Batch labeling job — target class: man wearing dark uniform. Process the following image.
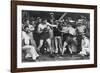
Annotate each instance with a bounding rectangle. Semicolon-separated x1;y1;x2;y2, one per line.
53;20;63;54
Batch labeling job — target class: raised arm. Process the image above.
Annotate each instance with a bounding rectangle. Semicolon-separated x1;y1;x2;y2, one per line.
47;22;57;27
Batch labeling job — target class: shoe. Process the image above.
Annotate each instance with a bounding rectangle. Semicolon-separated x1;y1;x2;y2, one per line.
49;53;55;58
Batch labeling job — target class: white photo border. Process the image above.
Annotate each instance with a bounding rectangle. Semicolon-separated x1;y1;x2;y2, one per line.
17;5;94;68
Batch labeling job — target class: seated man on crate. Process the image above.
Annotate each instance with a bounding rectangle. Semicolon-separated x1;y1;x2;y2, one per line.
78;34;90;57
22;19;39;61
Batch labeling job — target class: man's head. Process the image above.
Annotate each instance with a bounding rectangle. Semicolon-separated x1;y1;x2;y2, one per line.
82;34;87;39
76;19;83;26
50;12;54;15
31;20;36;27
37;17;42;23
24;19;30;25
26;19;30;24
24;25;29;33
50;13;54;17
66;23;71;27
42;18;47;24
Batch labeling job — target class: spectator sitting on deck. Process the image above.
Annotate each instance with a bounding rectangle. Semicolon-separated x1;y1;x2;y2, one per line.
78;34;90;57
22;19;39;61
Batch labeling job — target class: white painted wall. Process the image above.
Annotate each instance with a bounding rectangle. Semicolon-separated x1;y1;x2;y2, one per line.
0;0;99;73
